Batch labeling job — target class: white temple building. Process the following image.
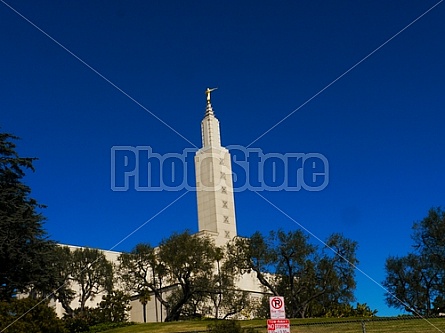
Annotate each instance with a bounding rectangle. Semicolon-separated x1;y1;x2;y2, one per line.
53;89;264;322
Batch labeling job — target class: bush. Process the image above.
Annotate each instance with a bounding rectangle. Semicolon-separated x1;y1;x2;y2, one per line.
62;292;132;333
207;320;260;333
0;298;67;333
63;307;101;333
88;322;135;333
96;290;131;323
208;321;242;333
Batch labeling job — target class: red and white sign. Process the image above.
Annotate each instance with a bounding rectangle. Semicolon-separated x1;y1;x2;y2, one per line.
267;319;290;333
269;296;286;319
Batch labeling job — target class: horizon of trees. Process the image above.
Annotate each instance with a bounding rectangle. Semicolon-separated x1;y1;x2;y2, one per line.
4;130;445;330
117;228;376;321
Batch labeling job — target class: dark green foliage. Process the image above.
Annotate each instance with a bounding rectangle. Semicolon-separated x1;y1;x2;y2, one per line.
383;253;438;315
204;248;250;319
227;230;359;318
70;247;114;312
432;295;445;314
0;133;58;300
49;246;77;316
207;320;260;333
119;231;232;322
63;309;134;333
157;231;219;322
383;207;445;315
63;307;101;333
243;328;260;333
62;291;131;333
87;322;135;333
353;303;378;317
55;246;114;316
207;320;241;333
0;298;67;333
96;290;131;323
322;302;377;317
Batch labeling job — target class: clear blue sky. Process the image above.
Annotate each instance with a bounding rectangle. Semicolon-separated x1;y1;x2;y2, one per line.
1;0;444;317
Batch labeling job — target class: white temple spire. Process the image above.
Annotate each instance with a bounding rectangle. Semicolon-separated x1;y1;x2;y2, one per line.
195;88;237;246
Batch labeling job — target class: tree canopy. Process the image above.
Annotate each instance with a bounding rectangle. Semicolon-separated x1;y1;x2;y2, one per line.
119;231;253;322
226;230;359;318
119;231;229;322
383;207;445;316
0;133;57;300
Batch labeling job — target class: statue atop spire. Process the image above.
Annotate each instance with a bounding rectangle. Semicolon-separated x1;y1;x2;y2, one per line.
205;87;218;104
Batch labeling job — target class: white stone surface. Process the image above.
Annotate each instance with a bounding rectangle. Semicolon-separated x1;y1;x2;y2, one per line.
195;104;237;247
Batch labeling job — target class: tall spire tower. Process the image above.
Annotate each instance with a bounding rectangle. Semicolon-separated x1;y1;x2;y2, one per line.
195;88;237;246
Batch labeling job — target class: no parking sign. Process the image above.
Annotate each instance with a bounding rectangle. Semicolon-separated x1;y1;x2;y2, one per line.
269;296;286;319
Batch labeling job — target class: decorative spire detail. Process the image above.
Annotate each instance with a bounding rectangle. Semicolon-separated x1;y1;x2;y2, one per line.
205;102;214;117
205;87;217;117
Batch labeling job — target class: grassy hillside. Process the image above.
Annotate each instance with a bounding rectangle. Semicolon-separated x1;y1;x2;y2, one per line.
102;317;445;333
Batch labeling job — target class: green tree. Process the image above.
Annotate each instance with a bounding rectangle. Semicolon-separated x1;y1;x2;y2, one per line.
138;288;151;323
383;207;445;316
383;253;439;315
227;230;358;318
412;207;445;296
49;246;77;316
432;295;445;314
323;302;377;318
118;243;163;322
152;231;219;321
70;247;114;313
0;132;58;300
63;307;101;333
96;290;131;323
119;231;220;322
52;246;114;316
273;231;358;318
271;229;317;318
206;248;250;319
354;302;378;317
226;232;279;296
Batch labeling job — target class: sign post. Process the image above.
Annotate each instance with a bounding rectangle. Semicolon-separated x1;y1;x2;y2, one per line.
268;296;290;333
